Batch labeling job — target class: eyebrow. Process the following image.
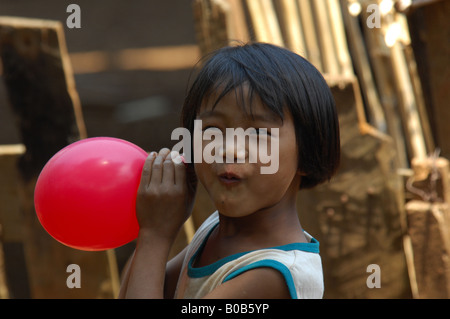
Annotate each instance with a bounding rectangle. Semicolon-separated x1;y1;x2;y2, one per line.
198;109;282;124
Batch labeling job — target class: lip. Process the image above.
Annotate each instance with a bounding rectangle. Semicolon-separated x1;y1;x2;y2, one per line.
218;171;243;185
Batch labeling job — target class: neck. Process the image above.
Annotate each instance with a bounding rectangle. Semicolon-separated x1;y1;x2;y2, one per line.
217;197;305;246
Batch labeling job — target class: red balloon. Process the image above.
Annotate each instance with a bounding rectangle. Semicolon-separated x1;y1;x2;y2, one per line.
34;137;147;251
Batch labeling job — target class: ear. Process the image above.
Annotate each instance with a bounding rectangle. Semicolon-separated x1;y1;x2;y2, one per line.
296;170;307;176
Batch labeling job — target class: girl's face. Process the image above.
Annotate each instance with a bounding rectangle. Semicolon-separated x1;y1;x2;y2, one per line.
194;87;302;218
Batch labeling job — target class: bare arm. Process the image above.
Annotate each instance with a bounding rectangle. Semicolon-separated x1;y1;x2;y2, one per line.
164;246;188;298
118;245;187;299
120;149;194;299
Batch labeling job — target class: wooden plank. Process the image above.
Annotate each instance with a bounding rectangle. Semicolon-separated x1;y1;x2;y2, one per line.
0;225;10;299
0;16;118;298
0;146;26;243
0;147;31;298
406;201;450;298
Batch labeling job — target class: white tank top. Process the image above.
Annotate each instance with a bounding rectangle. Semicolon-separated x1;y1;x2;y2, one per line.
174;211;324;299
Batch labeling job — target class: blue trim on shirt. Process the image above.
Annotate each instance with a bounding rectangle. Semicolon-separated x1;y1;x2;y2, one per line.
222;259;298;299
187;222;320;279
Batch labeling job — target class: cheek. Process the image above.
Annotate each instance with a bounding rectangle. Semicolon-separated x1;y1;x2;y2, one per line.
278;151;299;175
194;162;210;185
277;136;299;174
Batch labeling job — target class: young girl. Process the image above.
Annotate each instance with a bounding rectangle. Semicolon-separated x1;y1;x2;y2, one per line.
119;42;340;299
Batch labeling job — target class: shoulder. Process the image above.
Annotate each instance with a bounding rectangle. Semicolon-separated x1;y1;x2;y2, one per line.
210;247;323;299
204;266;292;299
203;249;322;299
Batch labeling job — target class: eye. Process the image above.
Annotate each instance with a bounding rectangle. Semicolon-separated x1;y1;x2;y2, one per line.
254;128;271;136
202;125;221;132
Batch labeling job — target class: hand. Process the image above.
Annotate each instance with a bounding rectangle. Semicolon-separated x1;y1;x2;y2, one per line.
136;148;196;240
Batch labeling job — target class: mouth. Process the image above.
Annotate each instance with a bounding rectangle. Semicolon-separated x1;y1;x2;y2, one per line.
218;171;242;185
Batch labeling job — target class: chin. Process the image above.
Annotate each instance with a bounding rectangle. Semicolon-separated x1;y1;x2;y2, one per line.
215;202;257;219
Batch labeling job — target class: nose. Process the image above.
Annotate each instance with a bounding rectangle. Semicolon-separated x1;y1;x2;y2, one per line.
218;139;247;163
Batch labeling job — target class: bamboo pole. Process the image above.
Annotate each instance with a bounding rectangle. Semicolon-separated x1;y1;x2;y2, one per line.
278;0;307;55
227;0;250;43
184;217;196;243
260;0;284;46
360;5;409;168
386;13;427;161
327;0;353;77
312;0;340;75
404;44;435;154
339;0;387;132
296;0;323;71
106;249;120;297
245;0;270;43
390;40;427;161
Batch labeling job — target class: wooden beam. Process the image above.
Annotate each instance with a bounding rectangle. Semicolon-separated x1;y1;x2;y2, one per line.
0;147;31;298
389;32;427;161
0;225;10;299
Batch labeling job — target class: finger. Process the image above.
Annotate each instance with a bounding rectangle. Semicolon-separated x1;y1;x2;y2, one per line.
173;153;186;187
150;148;171;184
162;154;175;185
186;165;198;196
138;152;157;191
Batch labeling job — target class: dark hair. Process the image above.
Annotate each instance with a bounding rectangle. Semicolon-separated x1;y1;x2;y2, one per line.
181;42;340;189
